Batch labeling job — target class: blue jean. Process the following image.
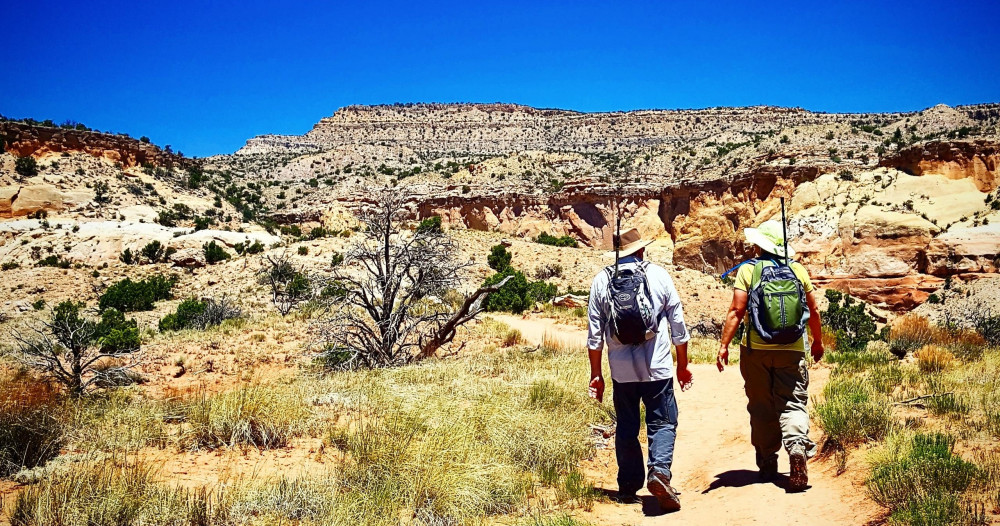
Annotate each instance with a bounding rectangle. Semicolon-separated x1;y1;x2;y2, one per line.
612;378;678;494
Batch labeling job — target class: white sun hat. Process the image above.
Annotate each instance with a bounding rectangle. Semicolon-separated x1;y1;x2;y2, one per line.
744;220;795;257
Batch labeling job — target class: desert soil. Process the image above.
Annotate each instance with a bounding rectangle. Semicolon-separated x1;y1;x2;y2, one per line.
495;314;883;526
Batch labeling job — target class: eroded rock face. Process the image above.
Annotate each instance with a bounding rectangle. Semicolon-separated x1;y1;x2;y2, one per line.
0;122;188;169
883;141;1000;192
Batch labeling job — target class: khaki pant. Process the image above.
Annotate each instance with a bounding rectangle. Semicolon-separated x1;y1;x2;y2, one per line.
739;347;817;470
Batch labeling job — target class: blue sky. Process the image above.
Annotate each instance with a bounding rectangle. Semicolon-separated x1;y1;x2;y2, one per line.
3;0;998;157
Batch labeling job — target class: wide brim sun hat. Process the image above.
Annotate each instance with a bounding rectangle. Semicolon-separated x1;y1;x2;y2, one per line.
744;219;795;257
606;227;654;258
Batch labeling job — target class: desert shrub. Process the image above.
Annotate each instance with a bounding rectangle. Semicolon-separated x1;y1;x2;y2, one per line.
159;298;206;332
416;215;443;235
535;263;564;280
159;297;241;332
10;301;142;396
94;308;140;353
181;385;311;450
260;254;313;316
488;244;512;272
814;376;894;448
2;261;20;271
139;240;165;263
823;289;878;351
526;280;559;304
36;255;71;268
867;433;979;520
535;232;578;248
914;345;955;373
483;269;532;313
297;245;309;256
119;247;135;265
14;156;38;178
330;251;344;267
971;310;1000;347
0;371;64;477
889;315;937;357
98;275;175;312
203;240;231;264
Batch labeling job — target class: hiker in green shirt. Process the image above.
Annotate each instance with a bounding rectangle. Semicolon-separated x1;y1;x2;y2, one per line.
716;220;825;492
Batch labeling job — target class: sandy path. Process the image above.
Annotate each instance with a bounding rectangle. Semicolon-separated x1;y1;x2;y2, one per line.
493;314;882;526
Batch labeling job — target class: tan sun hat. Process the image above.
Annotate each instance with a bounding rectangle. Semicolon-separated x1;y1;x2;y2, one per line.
606;228;654;258
744;220;795;257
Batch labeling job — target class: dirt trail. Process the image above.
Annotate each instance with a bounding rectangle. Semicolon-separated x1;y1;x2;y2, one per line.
494;314;882;526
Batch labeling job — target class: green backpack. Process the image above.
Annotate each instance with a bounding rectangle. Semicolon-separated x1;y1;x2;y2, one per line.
746;259;810;346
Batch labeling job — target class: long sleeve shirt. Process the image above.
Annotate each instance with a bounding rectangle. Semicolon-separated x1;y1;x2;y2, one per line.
586;256;690;383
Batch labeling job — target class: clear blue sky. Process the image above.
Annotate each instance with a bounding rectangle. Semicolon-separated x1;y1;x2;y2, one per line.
3;0;998;157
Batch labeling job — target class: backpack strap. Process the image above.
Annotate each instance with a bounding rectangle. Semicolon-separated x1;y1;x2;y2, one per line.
750;260;773;290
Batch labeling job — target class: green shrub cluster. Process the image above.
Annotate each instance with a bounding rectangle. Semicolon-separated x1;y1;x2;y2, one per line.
160;297;242;332
822;289;878;351
416;215;443;235
15;156;38;178
95;307;141;353
488;244;512;272
98;275;175;312
867;433;982;525
483;268;558;314
202;241;231;264
36;255;71;268
234;239;264;255
534;232;578;248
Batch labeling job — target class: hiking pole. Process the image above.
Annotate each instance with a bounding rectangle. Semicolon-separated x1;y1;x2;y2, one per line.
613;195;621;277
780;197;789;267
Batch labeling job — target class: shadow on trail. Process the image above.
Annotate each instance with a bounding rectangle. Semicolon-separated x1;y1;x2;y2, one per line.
596;488;677;517
701;469;789;493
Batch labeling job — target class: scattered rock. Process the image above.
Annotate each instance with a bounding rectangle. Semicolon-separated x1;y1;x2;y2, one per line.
169;248;206;268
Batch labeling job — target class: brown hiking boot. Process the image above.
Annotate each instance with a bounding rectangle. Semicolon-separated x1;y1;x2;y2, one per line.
646;471;681;511
788;444;808;492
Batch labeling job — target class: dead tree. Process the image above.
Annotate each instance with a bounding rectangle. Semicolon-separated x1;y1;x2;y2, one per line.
9;301;141;397
315;187;510;368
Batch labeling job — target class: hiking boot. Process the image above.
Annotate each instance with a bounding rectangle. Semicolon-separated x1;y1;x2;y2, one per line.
646;471;681;511
612;492;641;505
788;444;808;492
759;456;778;482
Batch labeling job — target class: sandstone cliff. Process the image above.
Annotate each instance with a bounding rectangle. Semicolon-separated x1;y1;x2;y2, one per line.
1;121;187;169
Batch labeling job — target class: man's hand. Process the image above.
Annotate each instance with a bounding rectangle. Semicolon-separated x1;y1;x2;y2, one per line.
676;366;694;391
811;340;825;363
589;375;605;403
717;345;729;372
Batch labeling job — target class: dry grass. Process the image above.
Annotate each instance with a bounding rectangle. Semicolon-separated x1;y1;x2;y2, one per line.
3;317;607;525
914;345;956;373
0;370;64;477
179;383;314;451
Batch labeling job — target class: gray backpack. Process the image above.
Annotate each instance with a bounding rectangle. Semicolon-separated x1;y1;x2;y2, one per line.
605;262;659;345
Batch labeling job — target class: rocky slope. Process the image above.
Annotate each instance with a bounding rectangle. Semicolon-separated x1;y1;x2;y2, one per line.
214;102;1000;311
